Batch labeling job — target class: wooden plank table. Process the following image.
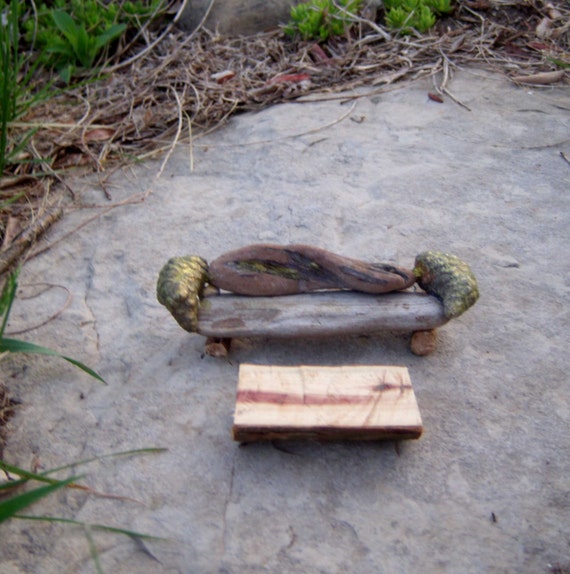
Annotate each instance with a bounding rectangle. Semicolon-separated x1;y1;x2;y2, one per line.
233;364;423;442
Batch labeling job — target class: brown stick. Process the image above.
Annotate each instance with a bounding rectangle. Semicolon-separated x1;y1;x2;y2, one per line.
0;200;64;275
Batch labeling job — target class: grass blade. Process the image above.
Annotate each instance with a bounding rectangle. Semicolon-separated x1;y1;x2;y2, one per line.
41;447;168;476
0;459;62;486
0;269;19;338
83;524;104;574
0;189;26;209
0;337;106;383
94;24;127;51
0;0;19;173
0;476;79;523
14;515;166;540
0;448;167;488
0;477;28;491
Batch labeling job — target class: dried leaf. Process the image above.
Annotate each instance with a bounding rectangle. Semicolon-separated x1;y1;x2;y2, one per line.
84;128;115;142
211;70;236;84
536;17;553;39
267;73;311;85
511;70;565;85
308;43;332;64
545;3;563;19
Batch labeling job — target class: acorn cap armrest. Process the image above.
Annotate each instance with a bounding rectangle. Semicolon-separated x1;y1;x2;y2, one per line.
413;251;479;319
156;255;208;332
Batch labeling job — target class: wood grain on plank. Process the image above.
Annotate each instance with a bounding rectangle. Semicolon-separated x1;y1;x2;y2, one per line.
233;364;423;441
198;291;448;338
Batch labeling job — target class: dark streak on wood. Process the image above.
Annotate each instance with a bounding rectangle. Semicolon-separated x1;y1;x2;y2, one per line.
236;388;411;406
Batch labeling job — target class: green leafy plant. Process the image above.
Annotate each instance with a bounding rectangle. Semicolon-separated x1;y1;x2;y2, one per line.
546;57;570;69
22;0;165;82
48;10;126;73
0;449;167;568
1;0;166;176
30;4;126;82
0;268;105;383
424;0;453;13
384;0;453;34
284;0;363;42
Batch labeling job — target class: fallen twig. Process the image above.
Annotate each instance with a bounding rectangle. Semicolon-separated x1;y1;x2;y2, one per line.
0;196;64;275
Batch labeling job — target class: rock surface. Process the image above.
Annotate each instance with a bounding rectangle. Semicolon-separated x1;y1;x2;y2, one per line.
0;69;569;573
177;0;382;36
177;0;299;35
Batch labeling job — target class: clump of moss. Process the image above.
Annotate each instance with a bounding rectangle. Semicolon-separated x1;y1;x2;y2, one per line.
157;255;209;333
414;251;479;319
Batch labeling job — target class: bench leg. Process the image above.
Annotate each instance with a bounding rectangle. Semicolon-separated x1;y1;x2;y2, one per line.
203;337;232;358
410;329;437;356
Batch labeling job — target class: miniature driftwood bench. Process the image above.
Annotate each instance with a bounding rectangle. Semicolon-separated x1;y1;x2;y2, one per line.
156;245;479;356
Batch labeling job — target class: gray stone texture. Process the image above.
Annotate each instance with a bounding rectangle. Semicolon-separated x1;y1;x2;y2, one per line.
178;0;300;35
0;69;569;573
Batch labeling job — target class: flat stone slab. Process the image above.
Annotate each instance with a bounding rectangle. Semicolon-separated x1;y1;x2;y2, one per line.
0;69;569;573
